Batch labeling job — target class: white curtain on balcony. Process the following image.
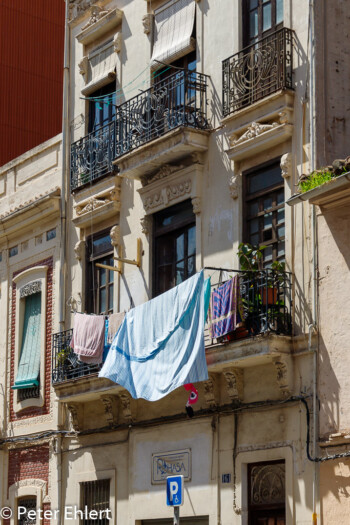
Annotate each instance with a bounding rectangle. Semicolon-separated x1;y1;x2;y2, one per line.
82;40;116;95
151;0;196;70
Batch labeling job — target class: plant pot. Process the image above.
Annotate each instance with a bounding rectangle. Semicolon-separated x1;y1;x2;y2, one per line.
261;286;278;306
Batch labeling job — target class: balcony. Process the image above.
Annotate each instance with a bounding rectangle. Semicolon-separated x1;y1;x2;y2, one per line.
222;28;294;118
52;268;292;391
70;70;210;191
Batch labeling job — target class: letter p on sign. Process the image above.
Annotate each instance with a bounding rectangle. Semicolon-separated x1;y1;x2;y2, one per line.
166;475;184;506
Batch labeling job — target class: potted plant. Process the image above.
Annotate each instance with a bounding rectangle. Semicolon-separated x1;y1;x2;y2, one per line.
237;242;266;273
260;260;286;306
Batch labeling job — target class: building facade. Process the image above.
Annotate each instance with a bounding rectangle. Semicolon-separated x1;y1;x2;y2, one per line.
1;0;350;524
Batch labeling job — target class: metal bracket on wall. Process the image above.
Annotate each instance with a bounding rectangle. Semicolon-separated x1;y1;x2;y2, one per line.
95;238;142;274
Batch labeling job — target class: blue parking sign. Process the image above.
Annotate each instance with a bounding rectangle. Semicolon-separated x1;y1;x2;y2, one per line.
166;475;184;506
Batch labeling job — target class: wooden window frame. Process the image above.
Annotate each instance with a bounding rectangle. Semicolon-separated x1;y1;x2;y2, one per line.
243;160;285;266
243;0;284;47
86;230;114;315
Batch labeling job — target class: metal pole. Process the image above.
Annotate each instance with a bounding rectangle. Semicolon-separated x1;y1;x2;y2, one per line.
173;506;180;525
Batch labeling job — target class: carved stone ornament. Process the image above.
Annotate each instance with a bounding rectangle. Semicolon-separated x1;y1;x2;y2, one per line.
144;180;191;211
142;164;184;187
140;216;152;235
142;13;153;34
229;174;239;199
114;32;122;53
273;356;291;397
230;121;279;147
74;240;85;261
9;479;49;502
119;393;132;421
110;225;120;247
280;152;292;179
101;395;117;426
20;280;42;298
223;369;243;402
75;191;120;216
67;403;80;431
81;4;110;30
203;375;217;408
69;0;94;21
78;56;89;81
191;197;201;214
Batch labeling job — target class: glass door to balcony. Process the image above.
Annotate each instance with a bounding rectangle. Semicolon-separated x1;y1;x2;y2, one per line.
244;0;284;47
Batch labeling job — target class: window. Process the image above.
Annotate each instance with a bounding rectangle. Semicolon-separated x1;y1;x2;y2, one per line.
243;0;284;46
17;496;37;525
244;162;285;266
153;200;196;297
12;288;42;398
88;82;116;133
248;461;285;524
86;231;114;314
81;479;110;525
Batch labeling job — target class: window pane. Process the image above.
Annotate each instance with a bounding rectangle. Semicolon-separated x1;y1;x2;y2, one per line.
263;3;272;31
250;9;258;38
100;267;106;286
176;260;185;285
264;212;273;228
250;233;259;245
188;226;196;257
249;218;259;234
264;246;273;262
277;190;284;204
92;234;112;256
157;237;173;264
263;229;273;242
263;197;273;210
187;255;195;277
248;164;282;194
277;208;284;224
100;287;106;313
250;0;258;8
276;0;284;24
108;284;114;311
249;201;259;216
158;265;173;294
278;225;285;238
278;241;285;258
176;233;185;262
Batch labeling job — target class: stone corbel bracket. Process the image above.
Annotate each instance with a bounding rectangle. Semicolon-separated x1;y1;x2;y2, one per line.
203;374;218;408
273;355;293;398
223;368;244;403
100;395;118;427
119;392;133;422
142;13;153;34
67;403;82;432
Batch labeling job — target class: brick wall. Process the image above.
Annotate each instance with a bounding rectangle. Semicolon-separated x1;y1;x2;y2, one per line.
10;257;53;421
7;445;50;525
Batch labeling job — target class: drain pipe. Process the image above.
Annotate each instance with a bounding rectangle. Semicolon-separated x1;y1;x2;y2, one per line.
309;1;318;524
59;0;70;333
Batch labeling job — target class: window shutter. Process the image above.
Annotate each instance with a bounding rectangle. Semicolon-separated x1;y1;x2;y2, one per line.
151;0;196;69
82;40;116;96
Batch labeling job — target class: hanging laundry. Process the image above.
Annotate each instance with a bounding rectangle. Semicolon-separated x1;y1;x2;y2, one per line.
107;311;125;344
209;275;243;339
99;271;209;401
70;313;105;364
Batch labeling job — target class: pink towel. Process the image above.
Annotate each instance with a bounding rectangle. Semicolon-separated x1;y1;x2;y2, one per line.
71;313;105;364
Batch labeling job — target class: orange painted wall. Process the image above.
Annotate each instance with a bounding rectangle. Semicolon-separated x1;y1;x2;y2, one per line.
0;0;64;167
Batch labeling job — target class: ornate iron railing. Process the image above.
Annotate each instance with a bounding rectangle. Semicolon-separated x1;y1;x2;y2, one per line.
70;120;116;191
204;267;292;346
52;328;102;385
70;70;210;191
222;28;294;117
114;69;209;158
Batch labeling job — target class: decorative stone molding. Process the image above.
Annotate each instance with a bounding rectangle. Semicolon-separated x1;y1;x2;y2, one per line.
144;180;191;211
273;356;292;397
67;403;81;431
74;240;85;261
191;152;204;164
110;225;120;247
191;197;201;214
114;32;122;53
230;121;279;147
141;164;184;187
78;56;89;82
229;174;239;200
119;393;132;421
140;216;152;235
10;478;49;501
101;395;117;427
223;369;243;402
19;280;41;298
203;375;217;408
69;0;94;21
142;13;153;34
76;194;119;216
81;4;110;31
280;152;292;179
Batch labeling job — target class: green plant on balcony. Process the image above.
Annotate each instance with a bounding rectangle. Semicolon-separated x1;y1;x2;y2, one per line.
237;242;266;272
298;157;350;194
57;346;72;366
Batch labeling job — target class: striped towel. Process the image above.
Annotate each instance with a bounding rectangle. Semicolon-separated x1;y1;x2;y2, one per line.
99;271;208;401
107;312;125;344
71;313;105;364
209;276;243;338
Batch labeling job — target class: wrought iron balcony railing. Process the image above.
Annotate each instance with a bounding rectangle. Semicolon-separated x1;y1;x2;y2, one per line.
52;328;102;385
222;28;294;118
204;267;292;346
70;70;210;191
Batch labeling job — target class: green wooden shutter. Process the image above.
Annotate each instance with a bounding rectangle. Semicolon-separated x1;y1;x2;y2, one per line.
12;292;42;389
